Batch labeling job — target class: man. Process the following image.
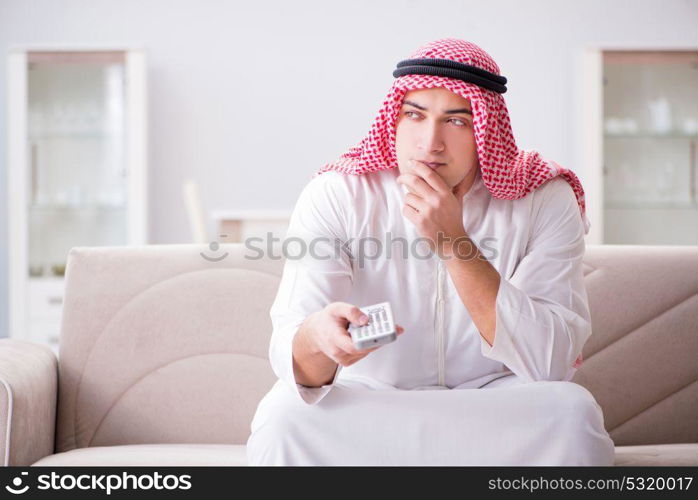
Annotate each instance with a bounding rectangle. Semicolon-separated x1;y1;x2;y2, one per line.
246;39;615;466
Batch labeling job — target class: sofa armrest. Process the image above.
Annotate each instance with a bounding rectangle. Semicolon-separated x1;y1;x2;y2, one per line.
0;339;58;466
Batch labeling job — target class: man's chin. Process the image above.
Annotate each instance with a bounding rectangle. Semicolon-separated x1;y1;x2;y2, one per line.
400;164;454;186
433;169;454;187
415;166;449;180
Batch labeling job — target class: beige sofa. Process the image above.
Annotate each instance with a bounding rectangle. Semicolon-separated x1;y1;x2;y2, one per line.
1;243;696;466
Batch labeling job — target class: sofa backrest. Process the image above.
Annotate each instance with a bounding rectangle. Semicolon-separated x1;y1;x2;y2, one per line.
55;244;284;453
55;243;698;453
575;244;698;446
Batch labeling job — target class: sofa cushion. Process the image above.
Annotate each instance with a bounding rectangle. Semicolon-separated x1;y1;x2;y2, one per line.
614;443;698;466
31;444;247;466
575;245;698;446
56;245;283;453
31;443;698;466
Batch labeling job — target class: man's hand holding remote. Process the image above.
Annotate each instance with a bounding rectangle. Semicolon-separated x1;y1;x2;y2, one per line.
292;302;405;387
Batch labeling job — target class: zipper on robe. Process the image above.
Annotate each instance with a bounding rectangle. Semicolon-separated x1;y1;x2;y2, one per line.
436;259;445;386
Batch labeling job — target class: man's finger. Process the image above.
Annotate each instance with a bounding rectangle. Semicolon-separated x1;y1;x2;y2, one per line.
327;302;369;326
334;331;363;356
409;160;450;193
404;192;427;214
398;171;434;200
339;325;405;364
349;325;405;353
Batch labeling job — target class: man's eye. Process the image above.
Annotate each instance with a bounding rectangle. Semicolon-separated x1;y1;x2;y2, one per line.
404;111;468;127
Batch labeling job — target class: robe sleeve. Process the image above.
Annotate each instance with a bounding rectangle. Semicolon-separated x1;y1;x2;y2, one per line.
268;174;353;405
479;177;591;382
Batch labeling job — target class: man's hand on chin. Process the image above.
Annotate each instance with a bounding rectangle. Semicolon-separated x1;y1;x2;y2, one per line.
396;160;471;254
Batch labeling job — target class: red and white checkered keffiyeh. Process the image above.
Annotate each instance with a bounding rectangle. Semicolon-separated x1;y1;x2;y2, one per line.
315;38;586;370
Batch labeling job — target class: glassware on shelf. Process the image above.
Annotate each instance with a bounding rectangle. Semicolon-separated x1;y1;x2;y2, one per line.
682;117;698;135
647;96;673;135
50;263;66;277
28;264;44;277
96;190;126;208
65;185;86;206
604;117;624;135
604;117;639;135
622;118;639;134
655;161;676;202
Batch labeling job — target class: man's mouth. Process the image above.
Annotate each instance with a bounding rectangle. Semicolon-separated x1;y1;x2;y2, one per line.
418;160;446;170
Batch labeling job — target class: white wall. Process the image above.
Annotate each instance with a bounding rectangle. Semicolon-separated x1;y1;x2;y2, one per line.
2;0;698;337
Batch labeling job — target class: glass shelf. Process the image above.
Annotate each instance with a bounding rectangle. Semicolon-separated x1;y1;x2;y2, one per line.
26;275;65;283
604;133;698;139
28;203;126;211
30;132;115;140
605;202;697;210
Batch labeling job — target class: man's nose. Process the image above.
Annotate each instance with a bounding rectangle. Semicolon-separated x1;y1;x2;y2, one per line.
417;121;445;153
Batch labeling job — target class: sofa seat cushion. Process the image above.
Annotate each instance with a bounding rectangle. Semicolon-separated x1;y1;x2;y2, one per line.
614;444;698;466
31;443;698;466
31;444;247;466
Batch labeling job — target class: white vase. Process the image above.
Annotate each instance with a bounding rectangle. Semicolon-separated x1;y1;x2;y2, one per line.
647;97;672;134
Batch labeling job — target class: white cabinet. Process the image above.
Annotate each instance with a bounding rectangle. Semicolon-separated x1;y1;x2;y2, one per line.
582;47;698;245
7;49;148;356
602;50;698;245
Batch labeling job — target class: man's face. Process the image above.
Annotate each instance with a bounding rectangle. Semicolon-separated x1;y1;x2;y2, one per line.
395;87;479;190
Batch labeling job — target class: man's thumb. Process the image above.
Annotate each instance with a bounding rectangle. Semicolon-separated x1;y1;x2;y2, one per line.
350;307;370;326
327;302;369;326
335;303;368;326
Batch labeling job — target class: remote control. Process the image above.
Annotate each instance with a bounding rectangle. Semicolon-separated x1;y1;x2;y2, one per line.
348;302;397;350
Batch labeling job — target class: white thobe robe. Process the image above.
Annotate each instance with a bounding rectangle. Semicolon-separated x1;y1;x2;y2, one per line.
246;167;615;465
